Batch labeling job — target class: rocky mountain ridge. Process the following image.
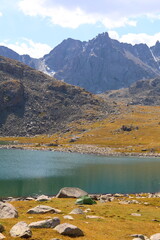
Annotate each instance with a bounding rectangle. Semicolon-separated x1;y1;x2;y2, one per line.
1;33;160;93
103;77;160;106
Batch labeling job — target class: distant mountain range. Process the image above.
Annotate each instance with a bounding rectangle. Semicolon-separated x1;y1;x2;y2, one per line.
1;32;160;93
103;77;160;106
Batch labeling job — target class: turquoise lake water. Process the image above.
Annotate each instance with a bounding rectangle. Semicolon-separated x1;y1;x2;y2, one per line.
0;149;160;197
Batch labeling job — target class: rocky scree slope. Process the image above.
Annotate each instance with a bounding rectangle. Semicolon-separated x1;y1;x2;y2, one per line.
1;33;160;93
103;77;160;106
0;56;109;136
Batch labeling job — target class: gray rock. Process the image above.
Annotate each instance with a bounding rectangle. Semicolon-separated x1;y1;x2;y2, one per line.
119;200;139;205
155;192;160;197
152;219;160;222
0;224;4;233
36;195;51;202
131;213;142;217
86;215;104;219
29;217;60;228
0;202;18;219
69;208;84;215
119;201;129;205
150;233;160;240
114;193;124;197
10;221;32;238
131;234;149;240
27;205;61;214
54;223;84;236
0;233;5;239
56;187;88;198
50;239;62;240
25;197;35;201
84;208;91;213
132;238;143;240
63;215;74;220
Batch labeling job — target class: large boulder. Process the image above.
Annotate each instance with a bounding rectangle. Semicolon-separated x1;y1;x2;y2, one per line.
131;234;149;240
0;202;18;219
150;233;160;240
29;218;60;228
10;221;32;238
27;205;61;214
56;187;88;198
54;223;84;236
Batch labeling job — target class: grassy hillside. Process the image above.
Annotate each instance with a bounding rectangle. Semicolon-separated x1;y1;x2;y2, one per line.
1;195;160;240
0;56;159;154
0;56;109;136
0;103;160;155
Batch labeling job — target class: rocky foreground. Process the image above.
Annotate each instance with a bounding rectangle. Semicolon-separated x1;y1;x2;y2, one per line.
0;187;160;240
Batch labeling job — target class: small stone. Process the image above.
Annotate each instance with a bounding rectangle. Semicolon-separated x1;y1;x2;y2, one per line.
114;193;124;197
54;223;84;236
131;213;142;217
10;221;32;238
36;195;51;202
50;239;62;240
25;197;35;201
69;208;84;214
84;208;91;213
119;201;129;205
152;219;160;222
0;233;5;239
132;238;143;240
86;215;104;219
63;215;74;220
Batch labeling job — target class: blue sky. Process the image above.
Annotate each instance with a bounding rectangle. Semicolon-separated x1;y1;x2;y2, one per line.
0;0;160;58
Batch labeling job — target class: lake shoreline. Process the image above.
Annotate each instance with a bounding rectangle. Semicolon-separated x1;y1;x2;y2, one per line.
1;191;160;203
0;143;160;158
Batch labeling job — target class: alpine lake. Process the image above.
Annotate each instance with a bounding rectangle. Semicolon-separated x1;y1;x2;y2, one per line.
0;149;160;197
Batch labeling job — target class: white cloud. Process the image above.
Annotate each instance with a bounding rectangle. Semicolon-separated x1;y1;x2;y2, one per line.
108;31;160;46
18;0;160;29
0;38;52;58
0;12;2;17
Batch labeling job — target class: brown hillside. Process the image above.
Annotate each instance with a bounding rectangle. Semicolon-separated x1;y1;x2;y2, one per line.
0;56;110;136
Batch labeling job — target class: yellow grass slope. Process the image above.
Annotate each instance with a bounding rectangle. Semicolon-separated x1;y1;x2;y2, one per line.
0;196;160;240
0;104;160;155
